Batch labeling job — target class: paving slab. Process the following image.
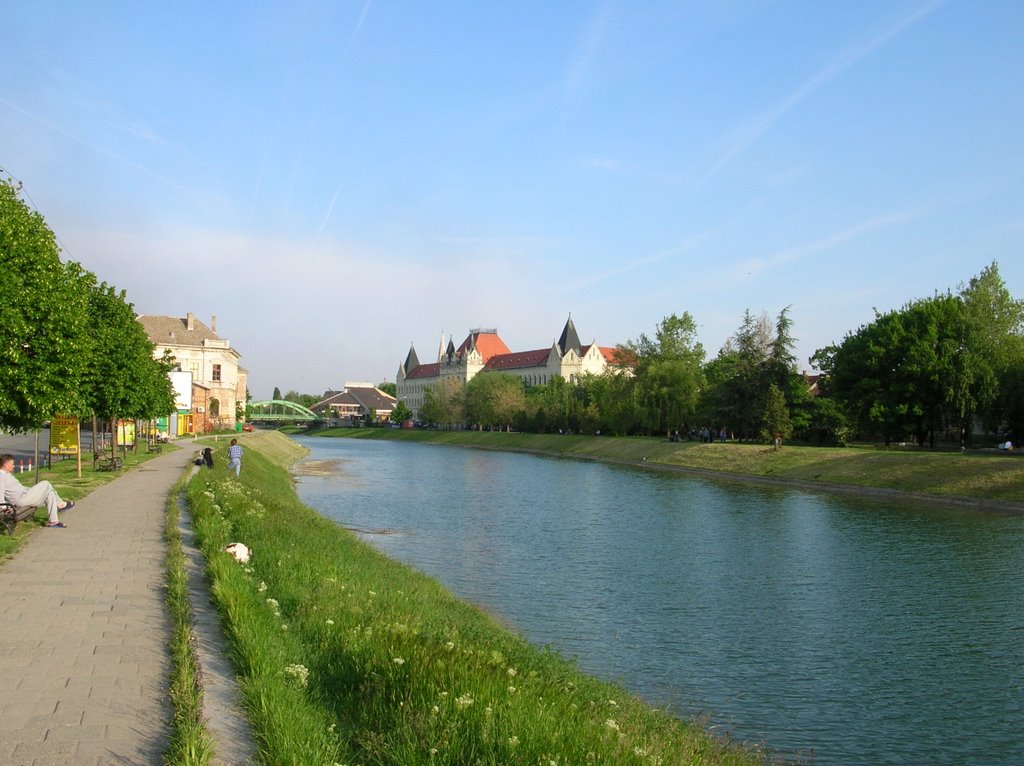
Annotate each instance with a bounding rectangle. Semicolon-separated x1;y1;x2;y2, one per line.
0;447;192;765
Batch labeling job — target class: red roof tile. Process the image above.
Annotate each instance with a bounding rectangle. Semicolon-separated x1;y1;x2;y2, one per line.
455;331;511;362
484;349;550;371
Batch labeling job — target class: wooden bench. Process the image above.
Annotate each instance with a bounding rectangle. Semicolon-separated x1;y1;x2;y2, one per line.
0;502;37;534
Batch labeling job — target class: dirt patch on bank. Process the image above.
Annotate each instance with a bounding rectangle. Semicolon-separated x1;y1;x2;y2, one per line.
293;459;344;477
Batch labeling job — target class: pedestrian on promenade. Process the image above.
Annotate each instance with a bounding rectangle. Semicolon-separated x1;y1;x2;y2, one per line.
227;438;243;476
0;452;75;527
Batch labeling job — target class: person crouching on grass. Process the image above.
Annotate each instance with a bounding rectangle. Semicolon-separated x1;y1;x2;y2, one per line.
0;453;75;528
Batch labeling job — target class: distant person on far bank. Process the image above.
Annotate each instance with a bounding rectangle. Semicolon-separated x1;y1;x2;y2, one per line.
227;439;243;476
0;453;75;528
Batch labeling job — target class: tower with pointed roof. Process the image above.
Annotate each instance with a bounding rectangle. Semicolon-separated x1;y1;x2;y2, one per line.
396;315;619;421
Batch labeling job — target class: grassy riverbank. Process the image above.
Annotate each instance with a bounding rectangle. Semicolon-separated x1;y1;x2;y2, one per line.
185;431;765;765
308;428;1024;507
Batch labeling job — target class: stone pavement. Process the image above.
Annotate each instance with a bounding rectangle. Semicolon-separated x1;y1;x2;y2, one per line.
0;447;193;766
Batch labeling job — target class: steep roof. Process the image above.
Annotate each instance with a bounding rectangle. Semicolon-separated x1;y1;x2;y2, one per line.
407;362;441;379
484;348;551;371
582;344;619;363
403;344;420;372
455;330;511;361
558;315;582;355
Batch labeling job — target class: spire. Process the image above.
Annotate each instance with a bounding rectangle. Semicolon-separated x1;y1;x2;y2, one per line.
558;314;581;355
437;331;446;363
404;343;420;373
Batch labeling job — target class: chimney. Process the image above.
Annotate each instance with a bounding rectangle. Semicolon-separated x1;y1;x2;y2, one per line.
211;315;217;333
186;312;195;331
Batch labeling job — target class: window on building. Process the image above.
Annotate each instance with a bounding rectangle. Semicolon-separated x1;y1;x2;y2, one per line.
212;364;222;382
209;398;220;417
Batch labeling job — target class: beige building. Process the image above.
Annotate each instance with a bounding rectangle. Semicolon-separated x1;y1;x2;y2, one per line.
311;383;398;424
138;312;247;432
397;315;617;419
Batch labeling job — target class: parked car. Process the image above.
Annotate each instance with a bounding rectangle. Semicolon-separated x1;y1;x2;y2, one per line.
242;423;255;432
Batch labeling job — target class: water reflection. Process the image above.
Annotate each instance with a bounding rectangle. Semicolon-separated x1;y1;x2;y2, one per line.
294;437;1024;765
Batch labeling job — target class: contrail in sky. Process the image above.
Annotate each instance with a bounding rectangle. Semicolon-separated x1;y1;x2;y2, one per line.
694;0;946;191
315;182;345;239
347;0;373;53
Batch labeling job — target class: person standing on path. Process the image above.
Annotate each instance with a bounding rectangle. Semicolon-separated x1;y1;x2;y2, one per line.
227;438;243;476
0;452;75;527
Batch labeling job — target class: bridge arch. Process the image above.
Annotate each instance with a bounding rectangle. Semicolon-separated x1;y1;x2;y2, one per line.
247;400;320;422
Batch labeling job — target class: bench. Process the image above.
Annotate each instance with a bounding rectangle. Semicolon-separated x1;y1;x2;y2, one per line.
95;455;123;472
1;502;37;534
147;442;163;453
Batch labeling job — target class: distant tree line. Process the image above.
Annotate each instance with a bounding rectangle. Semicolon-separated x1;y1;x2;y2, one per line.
0;179;176;433
418;262;1023;447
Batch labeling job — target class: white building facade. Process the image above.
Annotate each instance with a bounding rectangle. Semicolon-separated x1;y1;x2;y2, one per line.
397;316;616;420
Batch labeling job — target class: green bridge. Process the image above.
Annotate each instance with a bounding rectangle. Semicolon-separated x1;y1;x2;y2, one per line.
247;400;323;423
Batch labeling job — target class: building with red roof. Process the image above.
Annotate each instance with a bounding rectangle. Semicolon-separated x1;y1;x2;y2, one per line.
396;315;619;419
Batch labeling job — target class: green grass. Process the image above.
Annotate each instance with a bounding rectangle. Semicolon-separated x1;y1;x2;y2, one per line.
164;470;216;765
309;428;1024;505
185;431;765;765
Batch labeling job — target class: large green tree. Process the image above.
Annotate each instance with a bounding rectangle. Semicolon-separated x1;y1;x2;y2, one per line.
957;262;1024;438
419;377;464;429
819;294;965;446
0;180;92;431
620;312;705;436
462;372;525;430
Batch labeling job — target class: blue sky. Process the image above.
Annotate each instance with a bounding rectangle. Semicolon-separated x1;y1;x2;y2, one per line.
3;1;1021;400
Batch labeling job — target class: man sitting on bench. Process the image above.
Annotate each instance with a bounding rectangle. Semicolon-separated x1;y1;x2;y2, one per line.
0;453;75;528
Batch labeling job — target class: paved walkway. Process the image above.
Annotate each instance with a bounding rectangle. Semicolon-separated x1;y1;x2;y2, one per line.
0;447;193;766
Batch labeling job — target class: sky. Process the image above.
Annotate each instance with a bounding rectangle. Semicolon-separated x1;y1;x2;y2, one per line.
2;1;1022;400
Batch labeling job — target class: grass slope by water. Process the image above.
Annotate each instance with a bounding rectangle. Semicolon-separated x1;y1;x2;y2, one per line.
185;431;765;765
310;428;1024;508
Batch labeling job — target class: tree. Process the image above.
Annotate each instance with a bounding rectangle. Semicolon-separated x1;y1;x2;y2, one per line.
272;387;282;400
821;294;965;446
957;261;1024;438
621;312;705;436
283;391;319;409
419;377;464;429
0;180;92;431
377;381;397;397
390;401;413;424
761;383;793;448
462;372;525;430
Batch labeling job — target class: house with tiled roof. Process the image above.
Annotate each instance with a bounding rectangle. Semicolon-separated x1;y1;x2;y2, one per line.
396;316;618;419
138;312;247;433
311;383;397;423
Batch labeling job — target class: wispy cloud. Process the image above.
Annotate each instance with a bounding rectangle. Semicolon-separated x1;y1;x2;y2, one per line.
694;0;945;190
566;229;717;291
563;1;614;105
730;209;918;280
315;182;345;239
346;0;373;54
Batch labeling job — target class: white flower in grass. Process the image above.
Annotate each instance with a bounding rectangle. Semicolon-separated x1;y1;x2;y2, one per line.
455;693;473;708
326;618;334;625
508;686;517;694
432;705;440;714
607;699;618;707
604;719;620;732
282;623;289;630
507;667;517;677
283;663;309;687
430;748;438;755
507;736;519;747
257;581;267;593
392;657;405;665
445;641;455;651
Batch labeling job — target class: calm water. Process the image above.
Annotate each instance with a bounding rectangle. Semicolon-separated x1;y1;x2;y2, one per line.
293;437;1024;765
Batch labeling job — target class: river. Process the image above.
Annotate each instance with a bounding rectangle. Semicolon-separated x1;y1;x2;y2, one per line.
292;436;1024;765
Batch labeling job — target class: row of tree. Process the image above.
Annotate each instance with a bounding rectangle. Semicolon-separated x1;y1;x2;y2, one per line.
415;263;1023;447
0;180;175;434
